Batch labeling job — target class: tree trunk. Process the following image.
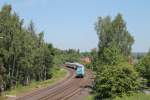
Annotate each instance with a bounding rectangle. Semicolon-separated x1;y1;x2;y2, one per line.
44;67;46;80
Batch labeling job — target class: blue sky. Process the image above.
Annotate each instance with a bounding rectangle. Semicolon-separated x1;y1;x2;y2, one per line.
0;0;150;52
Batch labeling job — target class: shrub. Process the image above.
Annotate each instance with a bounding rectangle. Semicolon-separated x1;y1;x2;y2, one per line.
93;63;143;99
136;53;150;86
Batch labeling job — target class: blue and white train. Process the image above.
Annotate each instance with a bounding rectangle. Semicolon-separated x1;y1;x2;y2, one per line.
65;62;85;78
75;63;85;78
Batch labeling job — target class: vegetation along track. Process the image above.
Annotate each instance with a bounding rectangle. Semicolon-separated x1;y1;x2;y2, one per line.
14;67;93;100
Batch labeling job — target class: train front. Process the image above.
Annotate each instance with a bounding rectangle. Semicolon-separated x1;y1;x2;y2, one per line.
76;64;85;78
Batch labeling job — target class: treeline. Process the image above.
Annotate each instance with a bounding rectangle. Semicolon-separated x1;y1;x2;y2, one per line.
0;5;54;93
91;14;147;99
53;48;81;66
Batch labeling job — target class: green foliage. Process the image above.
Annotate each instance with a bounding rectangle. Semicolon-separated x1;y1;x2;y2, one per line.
53;48;81;66
92;13;142;99
0;4;54;92
4;67;67;96
93;63;143;99
95;14;134;57
0;57;5;95
136;51;150;86
98;41;125;66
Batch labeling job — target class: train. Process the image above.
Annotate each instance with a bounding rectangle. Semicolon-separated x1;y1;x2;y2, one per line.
65;62;77;69
65;62;85;78
75;63;85;78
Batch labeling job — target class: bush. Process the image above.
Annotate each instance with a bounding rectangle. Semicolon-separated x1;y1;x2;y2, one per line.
93;63;143;99
136;53;150;86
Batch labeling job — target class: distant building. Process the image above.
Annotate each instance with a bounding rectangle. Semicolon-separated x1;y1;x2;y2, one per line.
81;57;91;64
91;48;97;52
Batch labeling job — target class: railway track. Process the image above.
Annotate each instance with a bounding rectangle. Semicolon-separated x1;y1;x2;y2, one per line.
14;67;93;100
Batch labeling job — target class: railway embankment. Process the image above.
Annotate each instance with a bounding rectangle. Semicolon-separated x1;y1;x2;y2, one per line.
5;67;68;100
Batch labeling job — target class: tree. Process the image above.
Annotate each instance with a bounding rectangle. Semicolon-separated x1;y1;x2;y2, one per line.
137;50;150;86
93;14;141;99
98;41;125;66
112;14;134;56
0;58;5;95
28;20;36;36
0;4;54;91
95;14;134;58
93;63;142;99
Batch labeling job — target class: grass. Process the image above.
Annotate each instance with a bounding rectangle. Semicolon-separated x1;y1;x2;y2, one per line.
86;92;150;100
3;67;67;98
114;92;150;100
86;94;95;100
0;94;5;100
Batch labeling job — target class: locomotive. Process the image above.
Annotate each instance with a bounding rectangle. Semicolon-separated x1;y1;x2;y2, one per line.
65;62;85;78
75;63;85;78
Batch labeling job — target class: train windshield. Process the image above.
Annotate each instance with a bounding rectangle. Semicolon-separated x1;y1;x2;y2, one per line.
77;66;83;68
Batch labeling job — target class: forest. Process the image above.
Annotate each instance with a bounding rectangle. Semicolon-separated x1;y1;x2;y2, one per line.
0;5;81;95
0;4;55;92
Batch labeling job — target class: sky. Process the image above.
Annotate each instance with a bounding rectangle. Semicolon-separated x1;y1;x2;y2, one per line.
0;0;150;52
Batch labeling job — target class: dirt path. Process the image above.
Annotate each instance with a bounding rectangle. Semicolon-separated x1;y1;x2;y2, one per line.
9;67;93;100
